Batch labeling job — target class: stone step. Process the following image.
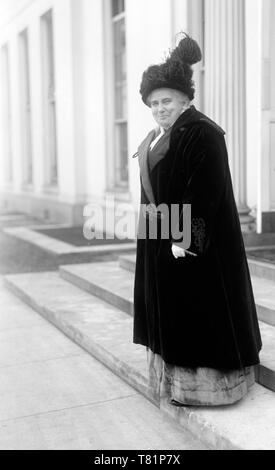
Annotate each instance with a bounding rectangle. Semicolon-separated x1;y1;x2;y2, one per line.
3;226;136;261
3;271;148;399
242;232;275;248
119;254;275;284
3;270;275;450
67;257;275;328
119;254;136;273
59;261;275;392
248;258;275;282
60;261;134;316
119;255;275;326
251;276;275;327
255;321;275;392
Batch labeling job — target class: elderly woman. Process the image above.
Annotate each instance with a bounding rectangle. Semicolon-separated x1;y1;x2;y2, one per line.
133;34;262;406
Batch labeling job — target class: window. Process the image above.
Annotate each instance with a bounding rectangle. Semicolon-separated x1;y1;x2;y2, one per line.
1;44;13;182
112;0;125;16
19;29;33;186
41;9;58;187
111;0;128;187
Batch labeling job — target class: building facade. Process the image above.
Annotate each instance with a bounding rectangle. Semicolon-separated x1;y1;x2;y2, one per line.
0;0;274;233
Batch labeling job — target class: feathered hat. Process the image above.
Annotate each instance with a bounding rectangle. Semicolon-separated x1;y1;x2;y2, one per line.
140;33;202;106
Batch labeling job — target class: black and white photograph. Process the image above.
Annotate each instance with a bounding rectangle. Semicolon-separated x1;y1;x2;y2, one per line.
0;0;274;453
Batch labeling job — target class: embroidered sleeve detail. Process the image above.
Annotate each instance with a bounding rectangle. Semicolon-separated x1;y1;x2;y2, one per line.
192;217;206;253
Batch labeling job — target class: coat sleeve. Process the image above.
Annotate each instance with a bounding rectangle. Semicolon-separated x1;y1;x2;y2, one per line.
170;124;228;256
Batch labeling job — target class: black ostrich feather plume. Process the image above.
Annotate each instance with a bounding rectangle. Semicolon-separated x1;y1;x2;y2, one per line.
140;33;202;105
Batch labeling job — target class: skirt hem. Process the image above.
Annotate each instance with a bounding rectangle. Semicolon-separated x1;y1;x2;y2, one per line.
147;348;256;406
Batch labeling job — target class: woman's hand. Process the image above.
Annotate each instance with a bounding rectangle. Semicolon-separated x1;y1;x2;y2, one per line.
171;244;186;258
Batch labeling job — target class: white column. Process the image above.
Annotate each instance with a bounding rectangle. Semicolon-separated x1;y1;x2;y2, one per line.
29;15;44;194
204;0;254;230
9;34;22;193
53;0;76;200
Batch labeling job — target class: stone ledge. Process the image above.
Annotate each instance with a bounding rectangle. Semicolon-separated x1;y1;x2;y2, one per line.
3;270;275;450
59;261;275;392
3;226;136;257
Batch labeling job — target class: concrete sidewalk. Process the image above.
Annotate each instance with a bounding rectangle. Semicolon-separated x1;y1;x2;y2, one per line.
0;277;206;450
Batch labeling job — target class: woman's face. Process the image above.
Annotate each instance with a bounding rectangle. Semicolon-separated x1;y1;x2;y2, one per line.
149;88;188;130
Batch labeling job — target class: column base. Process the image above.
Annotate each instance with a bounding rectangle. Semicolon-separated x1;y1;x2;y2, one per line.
0;190;86;225
238;212;256;233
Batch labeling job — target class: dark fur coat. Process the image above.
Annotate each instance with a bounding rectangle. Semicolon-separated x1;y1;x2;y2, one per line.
133;105;262;370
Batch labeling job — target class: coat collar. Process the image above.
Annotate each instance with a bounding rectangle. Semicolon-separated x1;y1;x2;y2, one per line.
170;105;226;137
135;105;226;205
